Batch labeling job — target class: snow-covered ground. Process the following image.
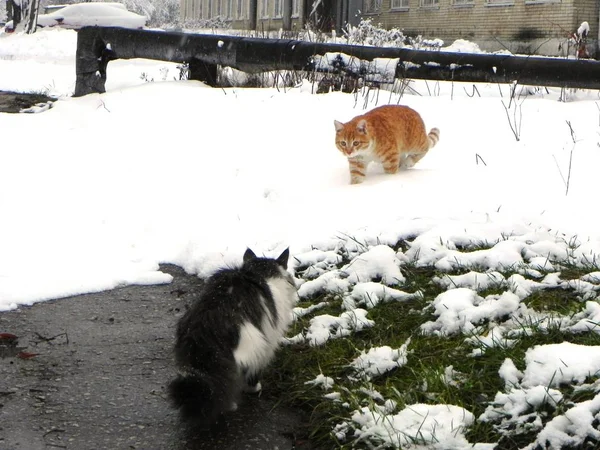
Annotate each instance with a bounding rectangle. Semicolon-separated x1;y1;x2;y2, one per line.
2;28;600;449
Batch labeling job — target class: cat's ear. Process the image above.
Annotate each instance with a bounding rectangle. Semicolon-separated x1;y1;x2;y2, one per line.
334;120;344;132
356;119;367;134
276;248;290;268
243;248;257;264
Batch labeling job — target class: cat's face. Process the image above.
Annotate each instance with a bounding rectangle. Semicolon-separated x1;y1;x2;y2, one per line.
334;119;371;157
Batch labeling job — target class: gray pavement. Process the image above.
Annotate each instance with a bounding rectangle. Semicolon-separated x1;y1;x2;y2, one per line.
0;265;313;450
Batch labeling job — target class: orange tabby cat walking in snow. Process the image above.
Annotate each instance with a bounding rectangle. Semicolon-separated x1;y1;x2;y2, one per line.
334;105;440;184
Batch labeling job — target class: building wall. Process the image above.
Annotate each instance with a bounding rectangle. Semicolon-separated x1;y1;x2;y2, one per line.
180;0;598;56
364;0;597;56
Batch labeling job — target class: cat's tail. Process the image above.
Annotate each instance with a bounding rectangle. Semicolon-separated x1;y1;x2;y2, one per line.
168;365;239;427
427;128;440;149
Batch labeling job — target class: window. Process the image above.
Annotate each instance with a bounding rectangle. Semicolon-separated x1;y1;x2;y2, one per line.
391;0;409;9
237;0;244;18
363;0;381;13
226;0;233;18
260;0;269;17
452;0;473;5
292;0;300;17
486;0;514;5
420;0;438;7
216;0;222;16
207;0;212;16
274;0;283;17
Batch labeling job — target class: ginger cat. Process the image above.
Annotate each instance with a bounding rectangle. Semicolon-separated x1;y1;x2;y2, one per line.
334;105;440;184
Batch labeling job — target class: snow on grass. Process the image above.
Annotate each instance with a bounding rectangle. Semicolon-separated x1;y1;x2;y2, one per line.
433;270;505;291
342;281;422;310
523;394;600;450
293;308;375;346
421;289;521;335
479;343;600;450
349;340;410;380
521;342;600;387
480;386;563;431
336;403;490;450
305;373;335;390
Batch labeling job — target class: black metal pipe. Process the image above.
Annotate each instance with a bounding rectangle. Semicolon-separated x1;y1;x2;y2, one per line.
75;26;600;97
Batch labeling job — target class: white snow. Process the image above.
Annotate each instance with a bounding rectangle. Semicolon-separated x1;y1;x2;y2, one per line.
36;3;147;30
337;403;487;449
481;345;600;449
521;342;600;388
3;28;600;449
498;358;523;389
304;373;335;390
296;309;375;346
421;289;521;335
342;281;421;310
577;21;590;38
349;340;410;380
480;385;563;430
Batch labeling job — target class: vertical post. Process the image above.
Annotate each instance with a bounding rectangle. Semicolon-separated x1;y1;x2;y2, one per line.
282;0;292;31
74;28;117;97
188;58;218;86
347;0;360;26
334;0;342;33
249;0;257;30
6;0;22;29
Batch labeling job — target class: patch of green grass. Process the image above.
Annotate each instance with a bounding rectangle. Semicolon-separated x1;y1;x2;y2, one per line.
453;240;497;253
522;288;584;315
557;264;598;280
262;254;600;449
477;285;508;297
400;264;444;299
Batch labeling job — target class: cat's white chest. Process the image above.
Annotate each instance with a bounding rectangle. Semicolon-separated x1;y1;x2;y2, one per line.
350;141;376;161
233;273;297;375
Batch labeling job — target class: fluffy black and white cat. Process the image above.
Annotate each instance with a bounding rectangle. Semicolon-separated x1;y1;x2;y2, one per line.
168;248;298;426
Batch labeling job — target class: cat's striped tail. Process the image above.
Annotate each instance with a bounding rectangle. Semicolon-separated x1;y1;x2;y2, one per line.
427;128;440;149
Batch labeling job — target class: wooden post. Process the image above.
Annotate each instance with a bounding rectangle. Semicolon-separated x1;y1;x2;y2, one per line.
74;33;117;97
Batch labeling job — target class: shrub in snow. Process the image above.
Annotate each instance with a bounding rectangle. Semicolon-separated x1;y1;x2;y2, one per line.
570;21;590;59
343;18;406;48
407;35;444;51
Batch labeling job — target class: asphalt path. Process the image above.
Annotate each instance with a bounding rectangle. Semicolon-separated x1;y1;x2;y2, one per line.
0;265;313;450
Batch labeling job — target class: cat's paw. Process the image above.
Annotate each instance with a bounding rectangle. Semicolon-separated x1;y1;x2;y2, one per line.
244;381;262;393
400;156;416;169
